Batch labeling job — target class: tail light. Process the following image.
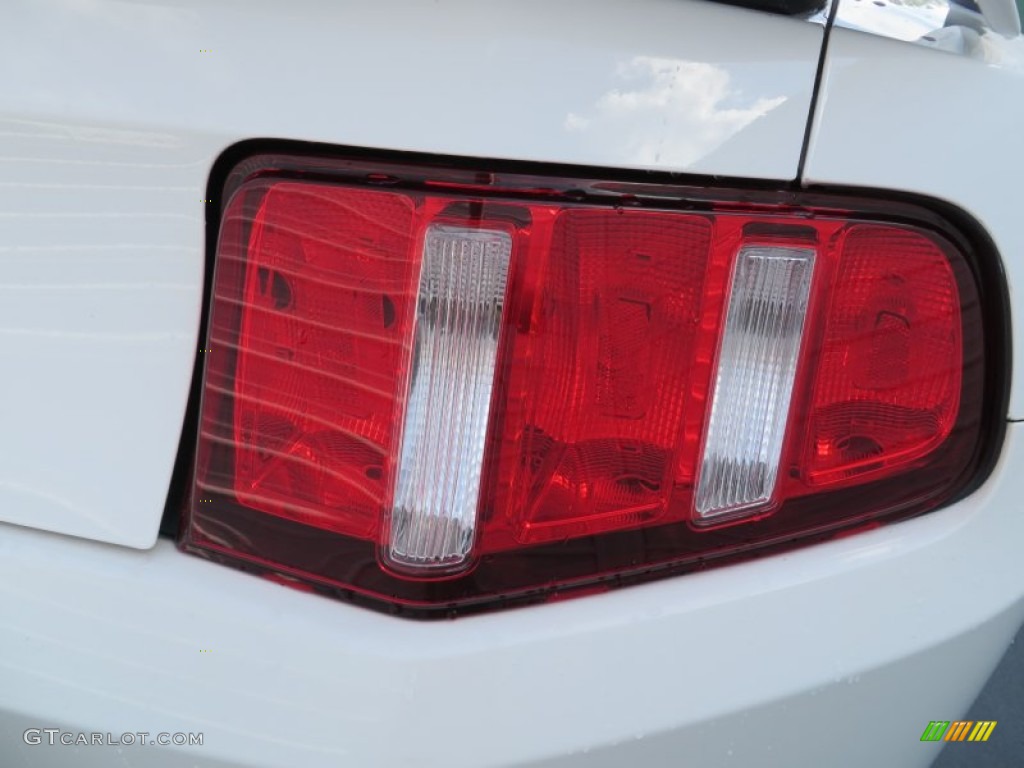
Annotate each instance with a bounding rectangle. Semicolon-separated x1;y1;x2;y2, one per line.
181;152;995;616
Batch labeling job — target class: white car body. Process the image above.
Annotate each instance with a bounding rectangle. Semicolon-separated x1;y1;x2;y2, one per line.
0;0;1022;766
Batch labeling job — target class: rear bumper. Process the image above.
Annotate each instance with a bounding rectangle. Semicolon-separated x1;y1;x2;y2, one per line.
2;425;1022;768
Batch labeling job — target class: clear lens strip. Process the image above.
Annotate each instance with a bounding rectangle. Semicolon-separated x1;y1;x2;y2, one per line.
387;225;512;571
695;245;815;522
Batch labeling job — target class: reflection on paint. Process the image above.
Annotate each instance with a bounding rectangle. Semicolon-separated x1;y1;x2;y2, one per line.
564;57;787;168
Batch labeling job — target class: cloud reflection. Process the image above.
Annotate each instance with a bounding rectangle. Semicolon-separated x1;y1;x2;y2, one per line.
565;57;787;168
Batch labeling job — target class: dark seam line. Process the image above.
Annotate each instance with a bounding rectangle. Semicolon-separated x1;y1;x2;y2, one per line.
795;0;840;185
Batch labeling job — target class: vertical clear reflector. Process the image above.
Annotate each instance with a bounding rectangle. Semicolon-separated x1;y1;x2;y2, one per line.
695;245;815;522
387;225;512;571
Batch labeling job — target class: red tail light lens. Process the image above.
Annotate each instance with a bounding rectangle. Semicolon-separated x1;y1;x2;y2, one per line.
181;153;996;616
229;184;418;540
491;209;713;547
806;225;963;486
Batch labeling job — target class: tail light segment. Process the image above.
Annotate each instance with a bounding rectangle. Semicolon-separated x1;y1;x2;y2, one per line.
181;153;995;615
